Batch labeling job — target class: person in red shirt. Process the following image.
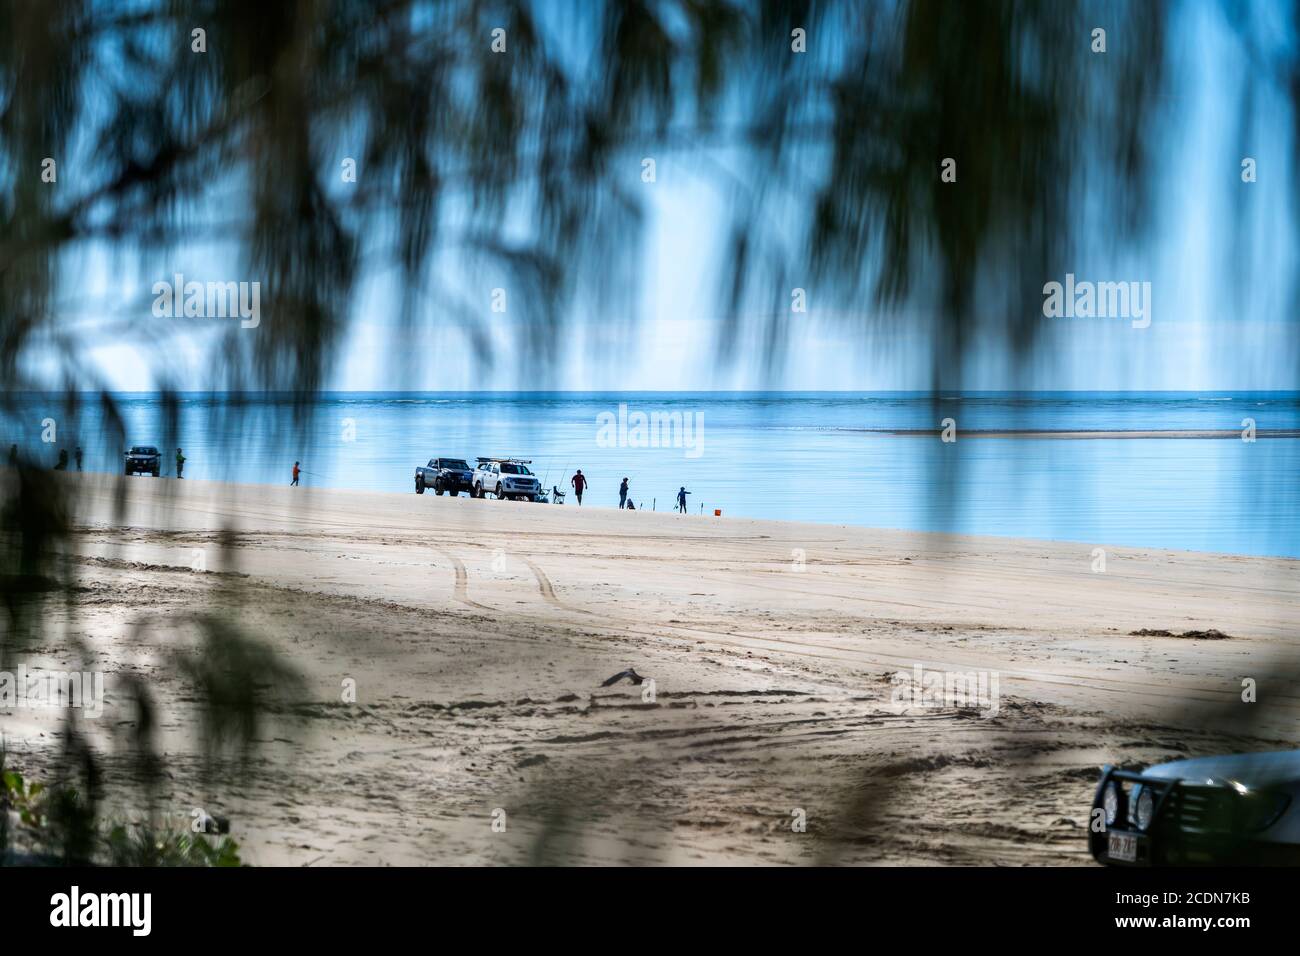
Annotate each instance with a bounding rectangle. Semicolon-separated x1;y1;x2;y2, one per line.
291;461;301;486
570;469;587;505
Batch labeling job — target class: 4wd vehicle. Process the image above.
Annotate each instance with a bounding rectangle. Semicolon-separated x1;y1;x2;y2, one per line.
124;445;161;476
472;458;541;501
1091;750;1300;866
415;457;474;496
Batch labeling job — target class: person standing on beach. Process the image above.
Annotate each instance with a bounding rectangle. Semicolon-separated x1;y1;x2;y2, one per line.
75;446;83;471
8;444;16;466
570;469;587;505
291;461;301;486
619;477;629;509
677;486;690;513
54;448;68;471
175;448;186;479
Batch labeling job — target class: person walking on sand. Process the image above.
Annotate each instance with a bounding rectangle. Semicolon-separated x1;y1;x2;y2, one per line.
175;448;186;479
619;477;629;509
291;461;301;486
75;446;83;471
677;486;690;513
570;469;587;505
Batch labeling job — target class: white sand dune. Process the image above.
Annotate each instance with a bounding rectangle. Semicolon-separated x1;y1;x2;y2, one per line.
6;475;1297;865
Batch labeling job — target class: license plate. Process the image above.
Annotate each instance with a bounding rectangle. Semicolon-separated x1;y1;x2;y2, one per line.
1107;832;1138;863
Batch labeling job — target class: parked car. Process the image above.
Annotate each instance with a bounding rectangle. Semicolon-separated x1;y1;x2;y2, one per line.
1090;750;1300;865
414;457;474;496
124;445;161;476
472;458;541;501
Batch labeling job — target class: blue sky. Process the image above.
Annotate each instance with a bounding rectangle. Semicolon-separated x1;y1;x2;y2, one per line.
36;1;1300;392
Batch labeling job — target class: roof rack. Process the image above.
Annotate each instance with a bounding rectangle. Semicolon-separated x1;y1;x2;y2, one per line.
476;457;532;464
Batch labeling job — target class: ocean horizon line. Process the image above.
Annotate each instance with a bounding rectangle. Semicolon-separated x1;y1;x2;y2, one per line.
4;389;1300;399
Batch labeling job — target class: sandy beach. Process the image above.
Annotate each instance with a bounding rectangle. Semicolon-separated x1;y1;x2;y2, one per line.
5;474;1298;865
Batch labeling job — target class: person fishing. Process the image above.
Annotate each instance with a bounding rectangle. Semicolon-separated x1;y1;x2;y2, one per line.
570;469;587;505
677;486;690;513
619;477;629;509
291;461;301;486
175;447;186;479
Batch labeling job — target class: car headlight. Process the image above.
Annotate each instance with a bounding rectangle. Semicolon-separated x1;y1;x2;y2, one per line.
1134;786;1155;830
1103;782;1123;826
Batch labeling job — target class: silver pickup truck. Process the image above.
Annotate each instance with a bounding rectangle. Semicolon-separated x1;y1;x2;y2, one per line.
414;457;474;496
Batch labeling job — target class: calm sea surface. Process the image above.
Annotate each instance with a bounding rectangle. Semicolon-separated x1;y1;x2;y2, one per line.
6;391;1299;558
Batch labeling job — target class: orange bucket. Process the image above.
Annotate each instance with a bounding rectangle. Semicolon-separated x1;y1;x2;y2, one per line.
714;509;721;516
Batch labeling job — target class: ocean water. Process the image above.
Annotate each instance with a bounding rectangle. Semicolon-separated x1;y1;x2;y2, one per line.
5;391;1299;558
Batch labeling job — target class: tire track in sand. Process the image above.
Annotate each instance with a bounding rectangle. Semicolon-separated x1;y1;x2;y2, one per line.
435;550;492;610
521;557;591;614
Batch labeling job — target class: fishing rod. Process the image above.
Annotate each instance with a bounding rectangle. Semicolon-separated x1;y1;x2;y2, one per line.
545;461;570;502
540;459;560;491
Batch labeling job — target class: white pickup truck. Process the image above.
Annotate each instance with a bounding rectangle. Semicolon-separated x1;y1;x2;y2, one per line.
472;458;541;501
